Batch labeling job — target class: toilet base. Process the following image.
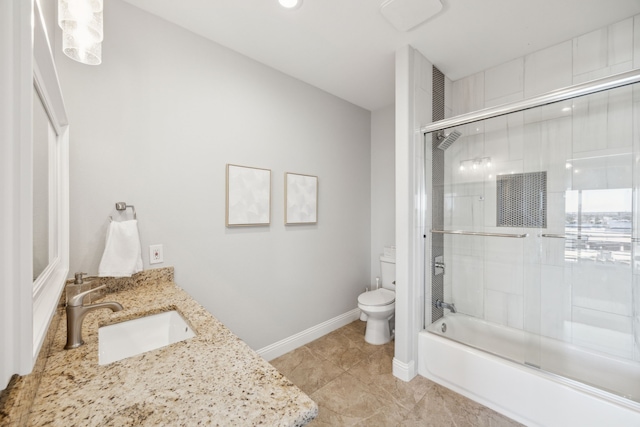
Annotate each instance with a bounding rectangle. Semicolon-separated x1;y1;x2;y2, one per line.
363;314;394;345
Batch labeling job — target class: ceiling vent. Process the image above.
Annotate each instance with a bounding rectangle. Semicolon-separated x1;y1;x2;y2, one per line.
380;0;443;32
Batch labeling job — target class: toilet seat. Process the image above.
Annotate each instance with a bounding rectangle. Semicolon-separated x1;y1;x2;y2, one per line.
358;288;395;306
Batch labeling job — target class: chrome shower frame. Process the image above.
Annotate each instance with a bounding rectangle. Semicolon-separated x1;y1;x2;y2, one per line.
421;69;640;136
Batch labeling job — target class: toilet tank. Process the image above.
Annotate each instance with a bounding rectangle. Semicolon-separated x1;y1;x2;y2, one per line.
380;255;396;291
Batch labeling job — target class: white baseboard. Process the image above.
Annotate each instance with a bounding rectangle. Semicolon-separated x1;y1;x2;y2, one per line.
257;308;361;361
393;357;416;382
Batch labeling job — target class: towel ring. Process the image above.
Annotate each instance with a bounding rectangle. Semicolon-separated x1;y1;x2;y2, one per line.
109;202;137;221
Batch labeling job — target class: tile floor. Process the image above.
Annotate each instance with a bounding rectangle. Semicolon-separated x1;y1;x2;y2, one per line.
270;320;523;426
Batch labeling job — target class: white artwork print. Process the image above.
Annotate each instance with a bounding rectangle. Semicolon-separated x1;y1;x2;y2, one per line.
226;165;271;226
286;173;318;224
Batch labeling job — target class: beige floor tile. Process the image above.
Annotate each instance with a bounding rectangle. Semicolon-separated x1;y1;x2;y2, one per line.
403;381;523;427
338;321;384;355
306;330;369;370
307;403;361;427
270;346;344;395
272;321;522;427
352;401;409;427
310;372;388;421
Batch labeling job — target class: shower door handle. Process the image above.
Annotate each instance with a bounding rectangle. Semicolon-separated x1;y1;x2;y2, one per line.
434;256;445;276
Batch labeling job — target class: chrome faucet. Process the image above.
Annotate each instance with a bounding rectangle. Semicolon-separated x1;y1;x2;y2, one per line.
65;285;123;349
435;299;457;313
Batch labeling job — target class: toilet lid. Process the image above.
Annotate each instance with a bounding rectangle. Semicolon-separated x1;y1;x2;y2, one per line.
358;288;395;306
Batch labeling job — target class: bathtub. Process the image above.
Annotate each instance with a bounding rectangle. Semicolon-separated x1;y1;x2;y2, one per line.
418;314;640;427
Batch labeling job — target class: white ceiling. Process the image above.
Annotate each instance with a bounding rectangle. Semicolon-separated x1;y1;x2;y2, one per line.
121;0;640;111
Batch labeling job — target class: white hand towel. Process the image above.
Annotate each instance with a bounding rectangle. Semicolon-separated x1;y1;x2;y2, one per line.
98;219;143;278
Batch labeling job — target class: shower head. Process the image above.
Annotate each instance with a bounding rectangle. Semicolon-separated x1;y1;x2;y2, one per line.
436;130;462;150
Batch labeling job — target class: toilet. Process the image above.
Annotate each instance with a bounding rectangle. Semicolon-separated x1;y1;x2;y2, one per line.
357;255;396;345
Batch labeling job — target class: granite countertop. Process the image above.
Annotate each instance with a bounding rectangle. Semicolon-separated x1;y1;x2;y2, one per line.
28;279;317;426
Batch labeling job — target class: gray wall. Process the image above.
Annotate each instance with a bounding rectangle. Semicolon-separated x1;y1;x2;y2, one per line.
57;0;372;350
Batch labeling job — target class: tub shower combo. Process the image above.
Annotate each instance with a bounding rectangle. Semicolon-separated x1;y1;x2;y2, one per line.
419;69;640;426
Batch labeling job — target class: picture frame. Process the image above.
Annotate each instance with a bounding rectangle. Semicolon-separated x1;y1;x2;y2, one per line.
285;172;318;225
226;164;271;226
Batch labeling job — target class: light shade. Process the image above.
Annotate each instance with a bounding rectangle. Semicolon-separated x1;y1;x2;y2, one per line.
62;30;102;65
58;0;103;42
278;0;303;9
58;0;103;65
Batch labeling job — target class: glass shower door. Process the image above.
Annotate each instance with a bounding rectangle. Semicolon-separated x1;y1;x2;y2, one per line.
426;79;640;402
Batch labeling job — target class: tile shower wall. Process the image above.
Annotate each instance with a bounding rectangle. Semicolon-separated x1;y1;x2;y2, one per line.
445;14;640;360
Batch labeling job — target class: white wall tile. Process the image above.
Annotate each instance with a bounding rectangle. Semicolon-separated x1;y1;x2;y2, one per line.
524;41;572;98
573;28;608;76
523;117;572;192
635;87;640;240
570;152;632;191
485;289;508;326
546;191;567;235
540;265;572;340
606;152;633;188
523;260;541;334
443;234;453;301
449;195;483;228
484;92;525;109
507;113;525;161
452;254;484;318
523;234;542;265
484;237;524;295
633;275;640;361
570;156;610;190
485;58;524;102
607;86;634;150
508;294;524;329
609;18;634;67
572;306;634;358
451;72;485;116
573;263;632;316
484;117;509;164
635;15;640;69
523;100;573;125
489;160;524;178
483;176;497;229
447;133;487;187
572;91;608;152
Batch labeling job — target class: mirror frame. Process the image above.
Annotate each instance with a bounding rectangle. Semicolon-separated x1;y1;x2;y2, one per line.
0;0;69;387
31;0;69;362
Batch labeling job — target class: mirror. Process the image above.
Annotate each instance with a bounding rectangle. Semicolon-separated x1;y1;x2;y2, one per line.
32;89;54;280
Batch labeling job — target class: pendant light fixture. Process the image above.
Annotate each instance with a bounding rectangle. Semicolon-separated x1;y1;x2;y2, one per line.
58;0;103;65
278;0;303;10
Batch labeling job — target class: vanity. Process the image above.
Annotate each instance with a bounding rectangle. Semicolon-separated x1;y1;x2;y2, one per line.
25;268;317;426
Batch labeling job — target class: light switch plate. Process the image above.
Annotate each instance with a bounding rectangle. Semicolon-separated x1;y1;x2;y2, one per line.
149;244;163;264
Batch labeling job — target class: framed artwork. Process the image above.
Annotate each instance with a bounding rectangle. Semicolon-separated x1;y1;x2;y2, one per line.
226;164;271;226
285;172;318;225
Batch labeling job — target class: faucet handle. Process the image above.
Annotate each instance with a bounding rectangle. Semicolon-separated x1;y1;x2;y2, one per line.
74;272;88;284
67;285;106;307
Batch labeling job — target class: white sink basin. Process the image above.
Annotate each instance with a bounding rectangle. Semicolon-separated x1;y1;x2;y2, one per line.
98;310;195;365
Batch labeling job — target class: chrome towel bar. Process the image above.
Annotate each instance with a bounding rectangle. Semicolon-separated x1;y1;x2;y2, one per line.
430;230;529;238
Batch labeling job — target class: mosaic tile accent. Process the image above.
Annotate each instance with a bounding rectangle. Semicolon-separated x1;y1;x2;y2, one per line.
432;66;445;323
497;172;547;228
